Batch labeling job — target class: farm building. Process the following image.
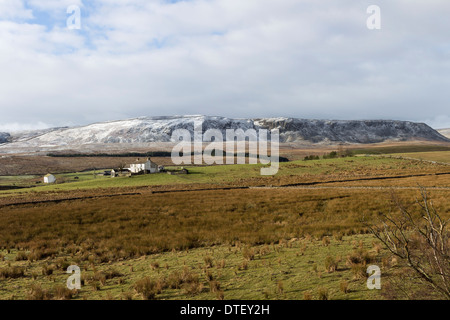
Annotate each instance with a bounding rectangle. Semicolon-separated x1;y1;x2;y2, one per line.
126;158;159;174
110;169;131;178
43;174;56;184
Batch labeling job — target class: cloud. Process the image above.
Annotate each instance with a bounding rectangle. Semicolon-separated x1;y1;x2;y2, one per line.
0;0;33;20
422;115;450;130
25;0;84;12
0;0;449;129
0;121;52;132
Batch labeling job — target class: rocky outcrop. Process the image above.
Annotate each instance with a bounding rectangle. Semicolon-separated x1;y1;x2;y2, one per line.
0;132;10;144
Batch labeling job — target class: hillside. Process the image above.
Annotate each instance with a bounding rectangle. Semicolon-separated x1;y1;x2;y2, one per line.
0;116;448;153
438;128;450;139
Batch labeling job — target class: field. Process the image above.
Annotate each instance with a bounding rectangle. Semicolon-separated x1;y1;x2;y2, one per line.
1;155;449;194
0;147;449;300
386;151;450;163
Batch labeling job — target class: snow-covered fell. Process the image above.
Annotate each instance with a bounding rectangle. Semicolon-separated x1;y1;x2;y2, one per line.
0;115;448;152
255;118;448;143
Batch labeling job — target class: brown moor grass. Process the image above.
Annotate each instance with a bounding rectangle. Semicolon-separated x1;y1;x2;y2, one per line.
0;187;449;264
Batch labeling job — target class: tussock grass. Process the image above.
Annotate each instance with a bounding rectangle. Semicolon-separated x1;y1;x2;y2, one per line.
1;186;448;265
133;277;164;300
26;283;76;300
0;266;25;279
0;235;441;300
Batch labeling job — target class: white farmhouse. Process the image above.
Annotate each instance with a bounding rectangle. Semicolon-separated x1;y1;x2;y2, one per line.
126;158;159;174
43;174;56;184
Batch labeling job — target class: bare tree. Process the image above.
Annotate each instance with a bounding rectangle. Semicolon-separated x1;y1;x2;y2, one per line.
365;187;449;299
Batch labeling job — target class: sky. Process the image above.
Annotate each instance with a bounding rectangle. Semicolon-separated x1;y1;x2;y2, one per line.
0;0;449;132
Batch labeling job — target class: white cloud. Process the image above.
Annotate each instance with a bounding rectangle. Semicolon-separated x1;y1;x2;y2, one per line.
0;0;33;20
25;0;84;13
0;121;51;132
0;0;450;128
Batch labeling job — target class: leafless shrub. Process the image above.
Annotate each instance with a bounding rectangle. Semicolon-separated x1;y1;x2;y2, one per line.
365;187;449;299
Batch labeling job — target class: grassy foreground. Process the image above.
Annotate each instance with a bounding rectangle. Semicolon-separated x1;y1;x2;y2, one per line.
0;155;449;300
1;235;389;300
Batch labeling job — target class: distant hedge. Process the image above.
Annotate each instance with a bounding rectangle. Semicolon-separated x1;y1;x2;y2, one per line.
47;152;172;158
47;151;289;162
